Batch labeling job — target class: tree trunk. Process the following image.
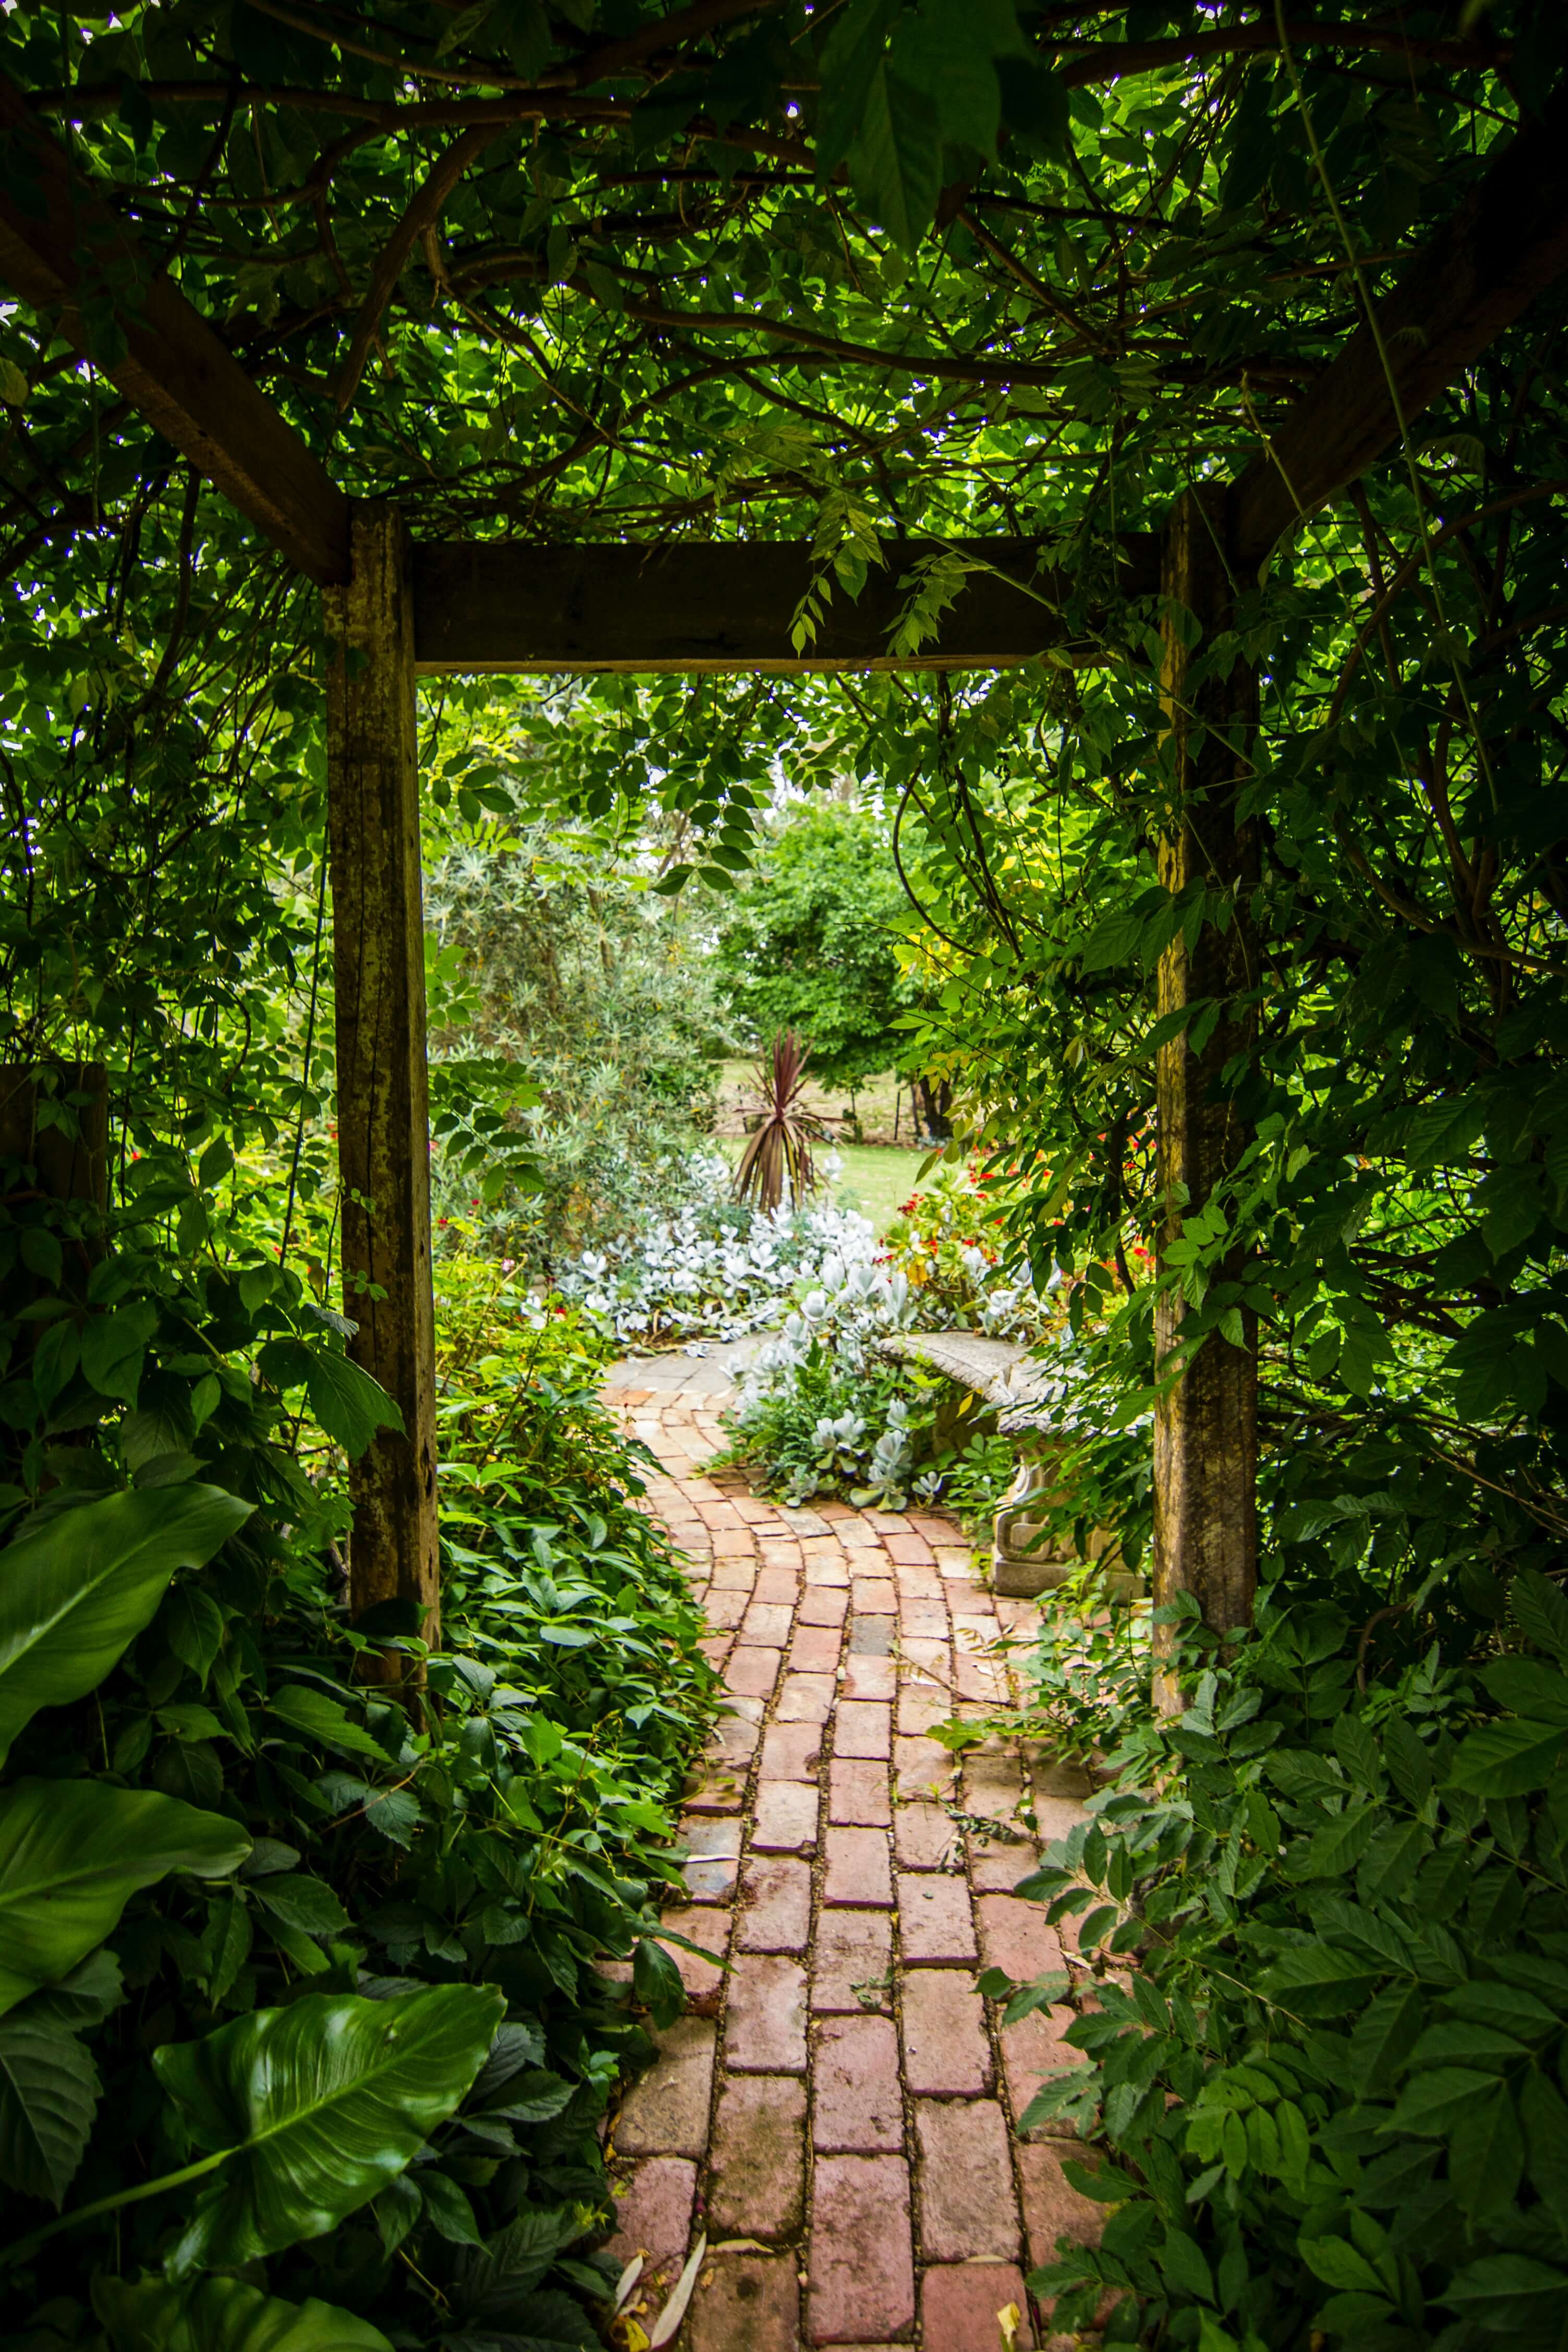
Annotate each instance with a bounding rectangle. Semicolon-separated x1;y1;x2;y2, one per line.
1151;484;1260;1706
325;502;440;1674
914;1075;954;1140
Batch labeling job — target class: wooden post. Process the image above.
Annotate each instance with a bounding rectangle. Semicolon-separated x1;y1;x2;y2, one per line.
1152;485;1260;1701
325;502;440;1669
0;1063;108;1219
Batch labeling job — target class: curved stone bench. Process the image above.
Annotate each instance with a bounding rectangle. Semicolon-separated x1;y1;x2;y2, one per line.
879;1331;1142;1601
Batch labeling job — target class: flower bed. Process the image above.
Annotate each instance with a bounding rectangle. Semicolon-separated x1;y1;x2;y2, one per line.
552;1151;887;1346
725;1161;1066;1513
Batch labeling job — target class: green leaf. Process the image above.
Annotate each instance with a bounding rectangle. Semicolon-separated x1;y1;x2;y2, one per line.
816;0;900;175
452;2205;587;2320
93;2275;394;2352
1349;1984;1422;2092
1160;2229;1214;2302
80;1303;158;1401
0;2019;100;2205
267;1684;394;1763
631;1934;685;2029
0;1780;249;2019
1443;2254;1568;2326
1519;2067;1568;2204
890;0;1014;162
1481;1655;1568;1724
1442;1981;1558;2041
303;1351;404;1457
163;1584;227;1684
852;64;942;253
0;1486;252;1766
201;1894;254;2007
249;1875;351;1938
1450;1716;1567;1796
1510;1566;1568;1661
1448;2081;1524;2225
490;2067;572;2125
23;1948;125;2030
154;1986;504;2274
1079;908;1144;972
1389;2066;1497;2138
1256;1945;1379;2016
460;2287;596;2349
1299;2236;1385;2295
1297;1806;1382;1881
419;2166;484;2244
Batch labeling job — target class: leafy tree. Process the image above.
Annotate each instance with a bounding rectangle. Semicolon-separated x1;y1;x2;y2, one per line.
425;823;721;1260
711;804;915;1095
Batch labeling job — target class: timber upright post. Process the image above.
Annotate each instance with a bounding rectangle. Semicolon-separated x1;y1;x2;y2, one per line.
1152;483;1260;1704
325;502;441;1671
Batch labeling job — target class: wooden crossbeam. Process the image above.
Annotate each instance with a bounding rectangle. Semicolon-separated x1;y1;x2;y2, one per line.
409;536;1162;673
0;75;350;586
1235;81;1568;565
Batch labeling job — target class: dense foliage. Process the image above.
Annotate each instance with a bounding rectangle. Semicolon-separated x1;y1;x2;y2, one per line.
983;1577;1568;2350
0;1178;713;2345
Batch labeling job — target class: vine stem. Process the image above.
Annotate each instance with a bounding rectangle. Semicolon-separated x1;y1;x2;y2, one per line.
1272;0;1499;810
1;2146;228;2271
279;849;331;1268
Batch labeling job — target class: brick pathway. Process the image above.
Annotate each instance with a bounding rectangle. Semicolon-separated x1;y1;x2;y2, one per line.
600;1354;1104;2351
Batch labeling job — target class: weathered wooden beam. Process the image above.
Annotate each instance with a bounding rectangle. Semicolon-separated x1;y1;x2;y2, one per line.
1235;80;1568;565
1151;485;1260;1698
325;503;441;1672
410;535;1162;673
0;75;351;586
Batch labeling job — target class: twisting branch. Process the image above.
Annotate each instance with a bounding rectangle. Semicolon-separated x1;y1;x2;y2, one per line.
335;125;506;412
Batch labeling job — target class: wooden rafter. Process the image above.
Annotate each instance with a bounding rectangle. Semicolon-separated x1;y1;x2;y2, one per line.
0;74;351;586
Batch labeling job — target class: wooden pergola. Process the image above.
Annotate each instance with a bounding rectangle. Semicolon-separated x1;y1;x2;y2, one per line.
5;68;1567;1682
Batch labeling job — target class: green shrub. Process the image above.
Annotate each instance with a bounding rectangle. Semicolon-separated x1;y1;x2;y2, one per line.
0;1170;715;2347
990;1581;1568;2351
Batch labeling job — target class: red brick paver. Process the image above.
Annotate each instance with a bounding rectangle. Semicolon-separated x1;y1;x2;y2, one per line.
601;1359;1096;2347
810;2155;916;2344
690;2252;802;2352
812;2014;903;2153
921;2264;1035;2349
709;2072;807;2237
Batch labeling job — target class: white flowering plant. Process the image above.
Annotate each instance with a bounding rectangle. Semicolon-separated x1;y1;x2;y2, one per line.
722;1164;1065;1509
550;1152;885;1347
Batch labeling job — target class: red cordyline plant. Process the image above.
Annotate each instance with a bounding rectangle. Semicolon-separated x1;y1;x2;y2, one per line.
733;1030;826;1214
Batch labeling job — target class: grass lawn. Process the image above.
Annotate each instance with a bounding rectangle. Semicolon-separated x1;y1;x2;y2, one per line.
714;1132;930;1236
828;1141;931;1233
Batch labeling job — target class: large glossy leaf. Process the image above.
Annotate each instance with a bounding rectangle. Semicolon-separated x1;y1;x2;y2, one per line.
0;1486;253;1765
0;1780;250;2018
93;2275;394;2352
0;2017;100;2205
154;1985;505;2274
